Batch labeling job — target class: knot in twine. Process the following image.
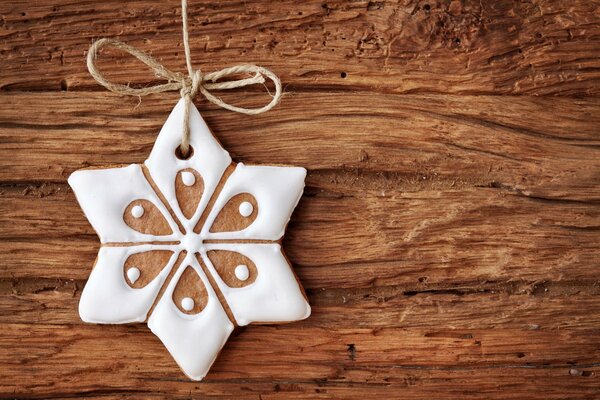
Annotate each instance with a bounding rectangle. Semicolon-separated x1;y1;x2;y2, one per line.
86;0;281;157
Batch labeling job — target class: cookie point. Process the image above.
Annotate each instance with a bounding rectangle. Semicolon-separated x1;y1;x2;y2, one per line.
67;170;79;186
302;303;312;319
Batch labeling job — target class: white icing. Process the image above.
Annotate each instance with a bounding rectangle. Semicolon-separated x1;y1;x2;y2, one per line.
238;201;253;217
203;163;306;240
126;267;140;284
79;245;179;323
181;171;196;186
234;264;250;281
181;297;194;311
180;232;204;254
68;164;180;243
202;243;310;326
72;100;310;381
131;205;144;218
144;99;231;227
148;253;233;380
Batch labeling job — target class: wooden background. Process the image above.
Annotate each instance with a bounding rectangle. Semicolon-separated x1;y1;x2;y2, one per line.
1;0;599;398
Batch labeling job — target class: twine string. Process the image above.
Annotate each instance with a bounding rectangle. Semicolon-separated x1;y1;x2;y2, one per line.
86;0;282;156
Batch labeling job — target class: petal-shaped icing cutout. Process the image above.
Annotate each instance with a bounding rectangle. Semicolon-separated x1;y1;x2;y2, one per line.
175;169;204;220
79;246;180;323
202;163;306;240
201;243;311;326
172;266;209;314
145;99;232;232
124;249;174;288
124;199;173;236
209;193;258;233
68;164;179;243
206;250;258;288
148;253;234;381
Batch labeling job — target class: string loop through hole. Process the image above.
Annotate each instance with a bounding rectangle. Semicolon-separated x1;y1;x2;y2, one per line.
175;145;194;160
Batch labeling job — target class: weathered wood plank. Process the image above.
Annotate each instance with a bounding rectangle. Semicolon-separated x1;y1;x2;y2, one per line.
1;92;599;201
1;183;598;287
3;277;600;329
1;322;599;398
3;370;600;400
0;0;599;95
1;0;599;397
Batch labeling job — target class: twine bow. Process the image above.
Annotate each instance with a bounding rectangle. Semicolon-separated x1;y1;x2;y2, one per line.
86;0;281;156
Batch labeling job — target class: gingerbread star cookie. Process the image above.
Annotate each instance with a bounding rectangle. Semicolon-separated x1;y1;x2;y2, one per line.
69;99;310;380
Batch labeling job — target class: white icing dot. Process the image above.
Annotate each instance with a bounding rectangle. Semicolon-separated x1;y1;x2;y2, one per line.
238;201;253;217
235;264;250;281
181;171;195;186
181;297;195;311
127;267;140;284
131;205;144;218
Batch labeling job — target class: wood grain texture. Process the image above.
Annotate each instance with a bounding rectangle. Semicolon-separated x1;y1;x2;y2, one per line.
0;0;599;398
1;0;600;95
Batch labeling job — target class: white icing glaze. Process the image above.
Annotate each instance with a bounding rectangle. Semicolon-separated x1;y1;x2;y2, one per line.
79;245;179;323
71;100;310;381
180;232;204;254
181;297;194;311
148;253;233;380
144;99;231;227
238;201;253;217
203;163;306;240
202;243;311;326
68;164;180;243
234;264;250;281
126;267;140;284
181;171;196;186
131;205;144;218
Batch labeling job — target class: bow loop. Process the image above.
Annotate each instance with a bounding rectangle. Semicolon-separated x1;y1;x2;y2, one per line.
85;0;282;157
87;39;281;115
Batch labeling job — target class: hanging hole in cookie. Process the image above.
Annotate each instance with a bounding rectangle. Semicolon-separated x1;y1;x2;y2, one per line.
175;144;194;160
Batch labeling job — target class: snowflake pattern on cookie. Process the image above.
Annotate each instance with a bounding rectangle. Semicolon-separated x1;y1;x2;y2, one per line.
68;99;310;380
